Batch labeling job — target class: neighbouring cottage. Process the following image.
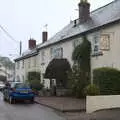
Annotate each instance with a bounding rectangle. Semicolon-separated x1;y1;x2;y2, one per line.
0;63;14;82
15;0;120;88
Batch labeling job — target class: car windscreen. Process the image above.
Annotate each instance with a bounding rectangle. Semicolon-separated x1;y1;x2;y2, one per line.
14;83;30;89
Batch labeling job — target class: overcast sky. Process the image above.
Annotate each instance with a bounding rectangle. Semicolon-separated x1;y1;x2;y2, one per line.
0;0;114;60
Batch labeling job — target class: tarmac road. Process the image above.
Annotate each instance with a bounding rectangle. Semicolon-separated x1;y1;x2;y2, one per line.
0;92;65;120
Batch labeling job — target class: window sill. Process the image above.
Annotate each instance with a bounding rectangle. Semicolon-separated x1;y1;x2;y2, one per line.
91;51;103;57
41;62;45;66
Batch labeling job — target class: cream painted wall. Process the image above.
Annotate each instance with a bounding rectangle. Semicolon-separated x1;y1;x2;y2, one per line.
15;55;41;82
15;22;120;87
39;40;74;71
90;23;120;71
38;39;77;88
87;95;120;113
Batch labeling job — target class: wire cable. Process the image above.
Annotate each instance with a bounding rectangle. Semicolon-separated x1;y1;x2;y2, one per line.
0;25;19;43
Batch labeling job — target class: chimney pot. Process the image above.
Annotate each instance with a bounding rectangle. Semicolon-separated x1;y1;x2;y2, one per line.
78;0;90;23
42;31;48;43
28;39;36;49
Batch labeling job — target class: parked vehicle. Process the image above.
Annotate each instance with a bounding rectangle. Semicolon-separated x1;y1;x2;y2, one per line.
3;82;35;104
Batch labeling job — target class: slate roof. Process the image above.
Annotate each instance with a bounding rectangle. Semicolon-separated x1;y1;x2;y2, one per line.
38;0;120;49
15;0;120;61
14;48;38;61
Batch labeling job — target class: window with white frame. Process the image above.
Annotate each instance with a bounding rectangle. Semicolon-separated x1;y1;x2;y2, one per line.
16;62;20;69
50;47;63;59
22;60;24;68
93;35;99;53
28;58;31;68
33;56;36;67
92;32;103;56
73;38;83;48
41;51;45;62
16;75;20;82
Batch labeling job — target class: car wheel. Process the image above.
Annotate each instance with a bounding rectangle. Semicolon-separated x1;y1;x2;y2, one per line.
9;96;14;104
30;98;34;103
3;96;7;101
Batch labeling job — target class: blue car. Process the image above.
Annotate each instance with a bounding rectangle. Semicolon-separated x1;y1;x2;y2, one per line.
3;82;35;104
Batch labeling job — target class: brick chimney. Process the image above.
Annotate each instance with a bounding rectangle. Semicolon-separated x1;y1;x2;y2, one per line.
28;39;36;49
42;31;48;43
78;0;90;23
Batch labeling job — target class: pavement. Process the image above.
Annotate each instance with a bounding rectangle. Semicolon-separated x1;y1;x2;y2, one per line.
64;109;120;120
35;97;86;112
35;96;120;120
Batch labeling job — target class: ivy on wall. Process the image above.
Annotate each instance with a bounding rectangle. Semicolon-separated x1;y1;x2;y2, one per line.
68;36;91;98
72;36;91;73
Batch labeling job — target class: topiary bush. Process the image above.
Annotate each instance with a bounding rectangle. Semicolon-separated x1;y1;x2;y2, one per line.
44;58;71;88
84;84;100;96
93;67;120;95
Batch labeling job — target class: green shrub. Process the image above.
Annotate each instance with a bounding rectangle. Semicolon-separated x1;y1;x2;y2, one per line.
93;67;120;95
84;84;100;96
27;71;43;91
30;80;44;91
28;72;40;81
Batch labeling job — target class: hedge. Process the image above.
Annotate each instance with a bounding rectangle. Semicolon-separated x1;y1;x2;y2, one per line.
27;71;43;91
84;84;100;96
28;72;40;81
93;67;120;95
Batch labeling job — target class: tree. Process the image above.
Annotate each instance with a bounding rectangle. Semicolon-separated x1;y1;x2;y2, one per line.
0;75;7;82
0;56;15;69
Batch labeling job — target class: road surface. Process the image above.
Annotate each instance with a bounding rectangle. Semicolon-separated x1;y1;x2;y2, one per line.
0;92;65;120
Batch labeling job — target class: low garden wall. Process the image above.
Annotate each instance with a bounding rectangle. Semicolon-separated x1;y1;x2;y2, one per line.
86;95;120;113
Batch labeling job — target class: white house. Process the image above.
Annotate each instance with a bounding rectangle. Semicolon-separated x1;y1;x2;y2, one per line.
0;63;14;82
15;0;120;88
15;39;40;82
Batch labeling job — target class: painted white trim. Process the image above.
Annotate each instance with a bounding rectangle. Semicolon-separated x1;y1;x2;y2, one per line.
86;95;120;113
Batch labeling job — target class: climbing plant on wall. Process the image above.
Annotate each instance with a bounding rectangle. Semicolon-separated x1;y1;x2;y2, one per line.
72;36;91;73
68;36;91;98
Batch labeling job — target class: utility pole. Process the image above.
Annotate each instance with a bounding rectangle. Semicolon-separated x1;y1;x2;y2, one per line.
20;41;22;56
